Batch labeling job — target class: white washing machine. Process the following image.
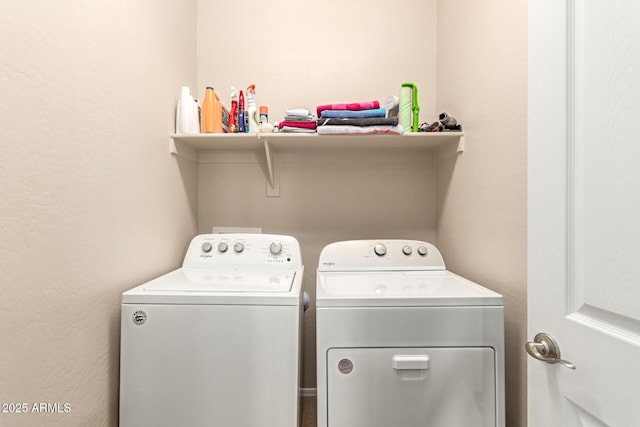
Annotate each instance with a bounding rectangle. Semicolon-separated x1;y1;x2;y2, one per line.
120;233;304;427
316;240;505;427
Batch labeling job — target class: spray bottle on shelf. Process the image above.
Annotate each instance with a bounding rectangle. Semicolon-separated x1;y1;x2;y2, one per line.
258;105;273;132
259;106;268;124
229;87;239;133
238;89;245;133
246;84;259;133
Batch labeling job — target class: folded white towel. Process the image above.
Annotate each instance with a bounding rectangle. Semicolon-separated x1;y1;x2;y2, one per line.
316;124;403;135
285;107;313;118
280;126;317;133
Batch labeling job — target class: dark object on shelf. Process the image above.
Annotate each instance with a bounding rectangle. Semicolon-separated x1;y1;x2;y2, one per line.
419;112;462;132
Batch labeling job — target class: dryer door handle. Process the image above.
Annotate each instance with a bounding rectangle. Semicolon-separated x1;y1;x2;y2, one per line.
392;355;430;370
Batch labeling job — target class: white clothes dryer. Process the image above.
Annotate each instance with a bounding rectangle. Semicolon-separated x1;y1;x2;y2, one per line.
120;234;304;427
316;240;505;427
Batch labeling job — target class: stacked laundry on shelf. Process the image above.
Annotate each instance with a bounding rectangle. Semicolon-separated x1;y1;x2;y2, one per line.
316;100;403;135
278;108;317;133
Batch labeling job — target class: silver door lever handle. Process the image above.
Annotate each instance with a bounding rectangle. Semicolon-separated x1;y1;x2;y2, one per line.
526;332;576;370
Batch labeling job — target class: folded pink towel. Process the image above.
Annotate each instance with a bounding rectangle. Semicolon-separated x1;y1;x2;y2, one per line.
278;120;317;129
316;100;380;118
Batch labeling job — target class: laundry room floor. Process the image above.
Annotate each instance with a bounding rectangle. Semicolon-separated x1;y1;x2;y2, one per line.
301;396;317;426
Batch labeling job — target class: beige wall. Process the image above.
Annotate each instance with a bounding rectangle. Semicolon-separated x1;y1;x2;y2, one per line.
436;1;528;425
196;0;439;124
0;1;198;425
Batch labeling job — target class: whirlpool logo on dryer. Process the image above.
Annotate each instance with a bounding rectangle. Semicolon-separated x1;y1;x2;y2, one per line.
132;310;147;325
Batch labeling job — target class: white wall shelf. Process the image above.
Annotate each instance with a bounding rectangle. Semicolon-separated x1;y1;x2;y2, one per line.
170;132;464;153
169;132;464;196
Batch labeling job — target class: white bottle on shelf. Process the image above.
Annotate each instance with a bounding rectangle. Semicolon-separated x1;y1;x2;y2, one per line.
176;86;200;134
246;84;259;133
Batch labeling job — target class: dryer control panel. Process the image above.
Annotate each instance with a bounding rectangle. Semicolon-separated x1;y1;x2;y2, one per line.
182;234;302;270
318;240;445;272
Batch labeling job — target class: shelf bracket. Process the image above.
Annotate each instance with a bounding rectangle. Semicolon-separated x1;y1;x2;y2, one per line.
262;138;280;197
456;135;465;153
169;138;198;162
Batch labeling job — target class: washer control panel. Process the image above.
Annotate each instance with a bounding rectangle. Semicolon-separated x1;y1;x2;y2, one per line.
318;240;445;271
183;234;302;270
372;243;430;258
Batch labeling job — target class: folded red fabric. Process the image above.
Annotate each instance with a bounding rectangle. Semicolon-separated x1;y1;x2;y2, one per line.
278;120;317;129
316;100;380;118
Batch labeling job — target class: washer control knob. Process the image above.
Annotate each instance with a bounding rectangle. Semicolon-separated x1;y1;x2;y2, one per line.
218;242;228;253
374;243;387;256
418;246;428;256
234;242;244;253
270;242;283;255
202;242;213;253
402;245;412;255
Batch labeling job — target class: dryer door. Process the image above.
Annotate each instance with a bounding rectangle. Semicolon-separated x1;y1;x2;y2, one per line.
326;347;496;427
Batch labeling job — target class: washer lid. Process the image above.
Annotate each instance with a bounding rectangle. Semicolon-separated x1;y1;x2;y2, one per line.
122;268;301;305
146;269;296;292
316;271;503;307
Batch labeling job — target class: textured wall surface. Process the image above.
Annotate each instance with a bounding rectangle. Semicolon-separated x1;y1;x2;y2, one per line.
196;0;439;126
0;1;198;425
436;1;528;425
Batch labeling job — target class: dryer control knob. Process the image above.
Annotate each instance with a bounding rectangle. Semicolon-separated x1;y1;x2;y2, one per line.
270;242;283;255
234;242;244;253
417;246;428;256
218;242;228;253
402;245;412;255
202;242;213;253
374;243;387;256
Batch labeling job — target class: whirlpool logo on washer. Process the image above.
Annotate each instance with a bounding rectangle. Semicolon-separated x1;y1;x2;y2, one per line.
132;310;147;325
338;358;353;374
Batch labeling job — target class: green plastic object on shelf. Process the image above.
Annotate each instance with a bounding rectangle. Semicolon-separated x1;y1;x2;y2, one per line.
401;82;420;132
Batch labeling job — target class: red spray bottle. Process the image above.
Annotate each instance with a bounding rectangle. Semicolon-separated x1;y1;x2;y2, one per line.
229;87;239;133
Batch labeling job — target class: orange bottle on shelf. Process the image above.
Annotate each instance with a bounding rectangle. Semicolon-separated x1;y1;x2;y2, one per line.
201;86;216;133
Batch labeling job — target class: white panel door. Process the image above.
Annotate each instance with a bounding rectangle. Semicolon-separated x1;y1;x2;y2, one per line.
528;0;640;425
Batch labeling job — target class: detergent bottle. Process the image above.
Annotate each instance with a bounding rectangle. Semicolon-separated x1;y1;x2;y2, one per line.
229;87;239;133
201;86;216;133
246;84;259;133
175;86;199;134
